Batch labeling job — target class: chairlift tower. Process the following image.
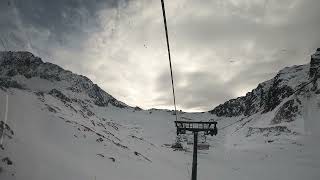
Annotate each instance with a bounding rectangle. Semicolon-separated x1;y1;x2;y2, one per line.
159;0;219;177
174;121;218;180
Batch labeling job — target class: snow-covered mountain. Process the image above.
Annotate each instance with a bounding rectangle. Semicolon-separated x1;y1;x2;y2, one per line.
0;51;128;109
208;49;320;144
0;50;319;180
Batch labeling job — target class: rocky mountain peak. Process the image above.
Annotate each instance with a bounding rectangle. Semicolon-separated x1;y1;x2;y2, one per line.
0;51;129;109
209;50;319;118
310;48;320;79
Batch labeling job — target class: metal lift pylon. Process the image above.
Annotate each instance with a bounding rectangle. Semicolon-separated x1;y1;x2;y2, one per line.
174;121;218;180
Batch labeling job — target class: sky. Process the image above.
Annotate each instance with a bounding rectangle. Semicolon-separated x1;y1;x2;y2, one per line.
0;0;320;112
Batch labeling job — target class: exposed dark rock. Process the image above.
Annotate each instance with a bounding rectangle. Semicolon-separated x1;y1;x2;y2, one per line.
88;84;105;106
0;51;62;81
44;104;59;113
49;89;71;103
272;99;300;124
39;74;61;81
105;121;119;131
133;151;152;162
209;81;269;117
209;97;245;117
0;78;24;90
2;157;13;165
134;106;142;111
209;71;295;117
267;140;274;143
87;84;127;108
0;121;14;138
113;142;128;149
34;91;45;102
6;69;17;77
96;153;105;158
34;91;44;97
263;78;294;113
109;157;116;162
310;49;320;78
246;126;292;137
86;110;94;117
65;104;77;113
310;49;320;90
96;137;104;142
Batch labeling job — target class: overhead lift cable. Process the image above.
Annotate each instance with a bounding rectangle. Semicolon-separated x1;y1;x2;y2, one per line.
160;0;178;121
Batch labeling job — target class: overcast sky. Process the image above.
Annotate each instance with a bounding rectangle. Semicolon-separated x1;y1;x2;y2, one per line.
1;0;320;111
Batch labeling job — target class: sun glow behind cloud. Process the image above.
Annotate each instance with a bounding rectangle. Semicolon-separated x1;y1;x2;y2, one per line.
0;0;319;112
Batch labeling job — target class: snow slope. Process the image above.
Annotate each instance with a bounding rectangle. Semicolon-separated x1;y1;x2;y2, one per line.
0;51;320;180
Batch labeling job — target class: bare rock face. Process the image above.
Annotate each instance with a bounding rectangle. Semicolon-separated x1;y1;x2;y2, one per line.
310;48;320;90
246;126;293;137
310;48;320;79
0;78;24;90
209;97;245;117
0;51;62;81
209;67;300;117
87;84;126;108
262;77;294;113
271;99;301;125
210;49;316;120
49;89;71;103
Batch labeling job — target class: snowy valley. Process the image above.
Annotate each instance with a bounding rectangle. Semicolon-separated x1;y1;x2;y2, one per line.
0;50;320;180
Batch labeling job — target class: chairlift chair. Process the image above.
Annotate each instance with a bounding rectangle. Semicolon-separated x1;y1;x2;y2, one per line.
197;143;210;150
197;133;210;150
174;121;218;151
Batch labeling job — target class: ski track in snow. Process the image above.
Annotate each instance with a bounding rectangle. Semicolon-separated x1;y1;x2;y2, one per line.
0;94;8;145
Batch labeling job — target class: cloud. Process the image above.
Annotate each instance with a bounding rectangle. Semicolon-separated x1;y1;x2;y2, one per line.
1;0;320;111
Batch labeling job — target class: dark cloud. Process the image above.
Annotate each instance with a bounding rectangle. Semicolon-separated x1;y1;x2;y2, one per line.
0;0;131;52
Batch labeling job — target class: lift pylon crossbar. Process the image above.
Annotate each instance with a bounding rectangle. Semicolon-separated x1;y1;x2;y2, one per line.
175;121;217;132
